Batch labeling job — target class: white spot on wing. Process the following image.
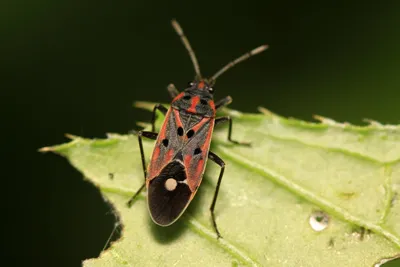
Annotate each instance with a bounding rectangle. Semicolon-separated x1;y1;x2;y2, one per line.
165;178;178;191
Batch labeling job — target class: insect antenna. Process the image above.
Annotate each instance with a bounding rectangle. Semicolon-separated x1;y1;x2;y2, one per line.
210;44;268;84
171;19;202;80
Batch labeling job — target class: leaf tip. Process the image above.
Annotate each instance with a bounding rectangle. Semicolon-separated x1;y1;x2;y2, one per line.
222;108;243;118
106;132;121;138
258;106;277;117
65;133;80;140
134;101;154;111
38;146;53;153
106;132;131;140
313;115;338;126
136;121;150;129
363;118;383;127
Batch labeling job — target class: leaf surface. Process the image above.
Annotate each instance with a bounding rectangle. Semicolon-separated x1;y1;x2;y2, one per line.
40;102;400;266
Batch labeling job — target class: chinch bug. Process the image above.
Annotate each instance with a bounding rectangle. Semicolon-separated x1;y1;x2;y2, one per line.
128;19;268;238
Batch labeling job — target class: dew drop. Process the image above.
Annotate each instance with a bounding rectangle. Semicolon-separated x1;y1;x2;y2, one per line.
309;211;329;232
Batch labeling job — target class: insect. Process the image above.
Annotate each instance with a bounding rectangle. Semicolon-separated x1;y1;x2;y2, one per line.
127;19;268;238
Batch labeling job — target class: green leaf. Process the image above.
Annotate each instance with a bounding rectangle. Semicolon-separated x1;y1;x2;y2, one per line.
40;102;400;266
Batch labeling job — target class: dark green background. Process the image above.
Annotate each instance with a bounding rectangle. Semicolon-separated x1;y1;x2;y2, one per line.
3;0;399;266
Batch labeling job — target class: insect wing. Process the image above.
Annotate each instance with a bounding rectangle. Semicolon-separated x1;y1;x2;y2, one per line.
146;111;214;225
147;160;192;225
146;108;184;182
181;117;214;193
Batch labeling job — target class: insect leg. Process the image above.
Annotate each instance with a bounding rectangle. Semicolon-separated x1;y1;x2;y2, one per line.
127;183;146;207
127;131;158;207
137;131;158;179
215;116;250;146
167;83;180;98
215;96;232;110
151;104;168;132
208;151;226;239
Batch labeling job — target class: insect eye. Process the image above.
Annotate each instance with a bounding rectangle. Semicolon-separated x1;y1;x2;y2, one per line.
208;87;214;93
183;95;191;100
187;81;194;87
200;99;208;105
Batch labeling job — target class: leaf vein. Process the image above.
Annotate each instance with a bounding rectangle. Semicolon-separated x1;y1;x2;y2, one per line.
217;147;400;248
379;164;394;225
251;130;397;164
184;215;260;266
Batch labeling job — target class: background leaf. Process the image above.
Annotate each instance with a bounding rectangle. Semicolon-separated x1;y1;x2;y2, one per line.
41;103;400;266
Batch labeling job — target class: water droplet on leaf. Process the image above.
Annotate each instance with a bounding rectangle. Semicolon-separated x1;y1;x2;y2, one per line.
309;211;329;232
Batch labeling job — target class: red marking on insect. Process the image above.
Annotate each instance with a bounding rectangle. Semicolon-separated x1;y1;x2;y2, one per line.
172;92;184;102
128;19;268;239
165;149;174;162
209;100;215;111
159;108;172;140
198;81;205;89
183;155;193;181
195;158;204;181
172;109;184;128
153;147;161;162
187;95;200;113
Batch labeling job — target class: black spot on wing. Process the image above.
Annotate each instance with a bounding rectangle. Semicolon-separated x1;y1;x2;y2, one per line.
194;147;202;155
177;127;184;136
162;138;169;147
148;161;191;226
186;129;194;138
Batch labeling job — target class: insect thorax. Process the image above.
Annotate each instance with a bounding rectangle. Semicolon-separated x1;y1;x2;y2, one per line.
176;110;205;130
172;88;215;117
